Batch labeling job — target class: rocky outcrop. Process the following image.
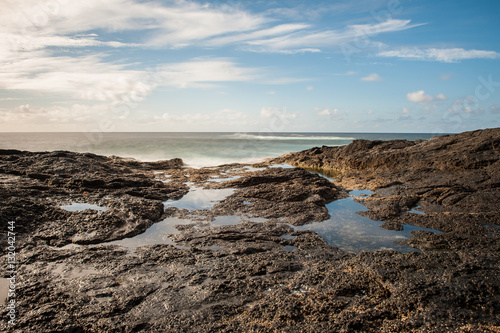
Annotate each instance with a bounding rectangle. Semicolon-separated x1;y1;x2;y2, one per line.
215;167;339;225
273;128;500;250
0;150;187;247
0;129;499;332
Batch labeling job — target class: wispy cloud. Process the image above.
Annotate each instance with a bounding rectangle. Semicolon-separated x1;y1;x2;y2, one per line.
400;107;411;120
0;0;425;102
333;71;357;76
490;105;500;114
5;34;137;52
317;108;339;117
145;2;269;48
245;19;421;53
0;51;153;102
1;0;269;50
378;48;500;62
2;0;339;102
206;23;310;47
0;52;265;100
260;107;298;119
158;59;261;88
439;73;452;80
162;109;247;123
360;73;382;82
0;103;110;123
406;90;446;104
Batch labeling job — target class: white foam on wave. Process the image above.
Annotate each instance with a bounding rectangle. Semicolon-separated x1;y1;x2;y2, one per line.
224;133;355;141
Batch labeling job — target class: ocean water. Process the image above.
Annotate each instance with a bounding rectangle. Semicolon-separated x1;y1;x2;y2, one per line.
0;132;439;167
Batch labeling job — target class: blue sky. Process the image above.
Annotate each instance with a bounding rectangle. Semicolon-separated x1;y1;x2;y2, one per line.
1;0;499;133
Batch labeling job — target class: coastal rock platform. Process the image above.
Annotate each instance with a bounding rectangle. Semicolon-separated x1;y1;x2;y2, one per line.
0;129;499;332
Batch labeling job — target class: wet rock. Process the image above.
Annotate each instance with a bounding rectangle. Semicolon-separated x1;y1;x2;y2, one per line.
212;167;339;225
380;220;404;231
0;150;186;248
1;129;500;332
273;128;500;250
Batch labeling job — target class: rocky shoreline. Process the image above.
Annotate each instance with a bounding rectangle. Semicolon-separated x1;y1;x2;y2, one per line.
0;129;499;332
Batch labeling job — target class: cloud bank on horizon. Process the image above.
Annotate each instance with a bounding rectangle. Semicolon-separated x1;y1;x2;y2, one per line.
0;0;499;133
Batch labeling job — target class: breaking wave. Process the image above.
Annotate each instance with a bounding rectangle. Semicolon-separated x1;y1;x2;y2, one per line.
224;133;355;141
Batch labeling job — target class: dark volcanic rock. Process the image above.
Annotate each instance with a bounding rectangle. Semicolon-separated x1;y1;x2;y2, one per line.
214;167;339;225
1;129;500;332
274;128;500;250
0;150;187;248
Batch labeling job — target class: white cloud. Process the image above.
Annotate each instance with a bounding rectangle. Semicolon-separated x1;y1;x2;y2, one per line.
435;93;447;101
360;73;382;82
317;108;339;117
162;109;247;123
246;19;421;53
439;74;452;80
399;107;411;120
0;51;154;102
4;33;137;53
333;71;357;76
206;23;310;47
260;107;275;118
276;48;322;54
0;50;265;100
3;1;420;54
317;108;331;116
0;0;274;105
378;48;500;62
0;0;452;131
449;97;483;115
264;77;312;85
306;86;314;91
0;97;26;101
0;0;427;107
0;103;110;123
0;0;265;56
260;107;298;119
146;3;269;48
158;59;260;88
490;105;500;114
406;90;446;104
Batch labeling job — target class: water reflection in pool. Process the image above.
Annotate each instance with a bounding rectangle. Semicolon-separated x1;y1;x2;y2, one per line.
60;203;108;212
100;179;439;253
292;197;438;253
163;186;234;210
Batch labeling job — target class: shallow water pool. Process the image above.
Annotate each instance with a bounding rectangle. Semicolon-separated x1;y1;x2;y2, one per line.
60;203;107;212
163;186;234;210
292;197;438;253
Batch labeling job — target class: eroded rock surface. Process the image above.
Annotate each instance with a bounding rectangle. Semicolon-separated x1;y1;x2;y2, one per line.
274;128;500;251
0;129;499;332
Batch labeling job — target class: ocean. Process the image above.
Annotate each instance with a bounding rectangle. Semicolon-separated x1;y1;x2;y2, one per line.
0;132;441;167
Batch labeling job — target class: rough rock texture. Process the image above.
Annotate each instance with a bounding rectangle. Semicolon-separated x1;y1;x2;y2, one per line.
0;150;186;248
1;129;499;332
214;167;339;225
274;128;500;250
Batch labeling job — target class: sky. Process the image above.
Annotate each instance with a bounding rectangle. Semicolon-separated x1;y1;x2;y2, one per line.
1;0;499;133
